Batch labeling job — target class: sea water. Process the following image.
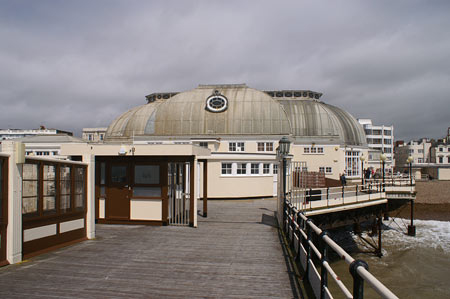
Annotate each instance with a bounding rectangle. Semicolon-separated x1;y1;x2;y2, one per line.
326;219;450;298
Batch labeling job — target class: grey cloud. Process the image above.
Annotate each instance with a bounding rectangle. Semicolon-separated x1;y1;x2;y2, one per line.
0;0;449;140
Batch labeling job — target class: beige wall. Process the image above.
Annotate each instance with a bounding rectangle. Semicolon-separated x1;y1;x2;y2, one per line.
438;168;450;180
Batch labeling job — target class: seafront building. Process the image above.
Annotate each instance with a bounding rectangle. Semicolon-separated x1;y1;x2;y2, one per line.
357;119;394;172
82;127;107;143
1;83;370;266
0;128;72;140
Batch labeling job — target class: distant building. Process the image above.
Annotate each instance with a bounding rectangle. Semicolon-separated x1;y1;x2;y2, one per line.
0;128;72;140
82;127;107;143
17;134;86;160
395;138;432;166
357;119;394;171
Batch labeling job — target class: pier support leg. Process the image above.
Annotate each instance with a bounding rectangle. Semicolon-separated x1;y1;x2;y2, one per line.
376;216;383;257
353;222;362;235
383;202;389;220
408;199;416;236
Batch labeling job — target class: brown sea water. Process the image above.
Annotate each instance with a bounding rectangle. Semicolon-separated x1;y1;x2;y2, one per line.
325;219;450;298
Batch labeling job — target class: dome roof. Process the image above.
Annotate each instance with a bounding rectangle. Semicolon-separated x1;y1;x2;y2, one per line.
105;84;366;146
279;99;366;146
106;84;291;139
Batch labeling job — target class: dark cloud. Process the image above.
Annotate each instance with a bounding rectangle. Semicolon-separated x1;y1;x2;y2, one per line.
0;0;449;140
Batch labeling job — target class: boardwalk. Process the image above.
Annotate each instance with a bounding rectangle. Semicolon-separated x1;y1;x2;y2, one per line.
0;199;301;298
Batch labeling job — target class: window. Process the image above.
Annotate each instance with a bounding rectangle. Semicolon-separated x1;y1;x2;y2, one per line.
206;94;228;113
221;163;232;175
60;166;71;213
43;165;56;214
384;148;392;153
448;156;450;163
263;164;270;174
317;147;324;153
345;151;360;177
199;142;208;148
326;167;332;173
273;164;278;174
229;142;245;152
311;147;317;153
88;134;93;141
418;149;424;154
319;167;325;173
100;134;104;141
418;158;423;163
304;148;310;153
384;130;391;135
74;167;85;209
22;163;39;215
384;139;392;145
257;142;273;151
409;149;414;154
251;163;260;174
439;157;443;163
237;163;247;175
439;147;443;152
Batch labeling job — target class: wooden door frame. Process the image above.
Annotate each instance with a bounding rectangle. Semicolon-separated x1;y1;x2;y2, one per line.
0;157;9;266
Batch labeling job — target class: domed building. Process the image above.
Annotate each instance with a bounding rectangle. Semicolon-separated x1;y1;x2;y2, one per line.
63;84;368;226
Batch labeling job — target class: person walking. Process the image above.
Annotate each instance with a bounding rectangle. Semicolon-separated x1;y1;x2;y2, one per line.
340;172;347;186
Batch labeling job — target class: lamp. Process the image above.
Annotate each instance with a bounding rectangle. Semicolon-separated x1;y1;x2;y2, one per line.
118;145;127;156
380;153;386;191
278;136;291;222
360;154;366;185
278;136;291;157
406;156;413;185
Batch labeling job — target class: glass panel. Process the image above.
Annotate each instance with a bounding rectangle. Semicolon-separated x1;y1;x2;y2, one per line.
60;195;71;212
134;165;159;184
23;197;38;214
75;167;84;181
60;166;71;181
75;180;85;195
43;165;55;180
133;187;161;197
75;194;84;209
60;180;71;195
43;196;56;211
23;181;38;197
0;161;3;217
100;186;106;196
43;181;56;196
100;163;106;184
111;166;127;183
23;164;38;180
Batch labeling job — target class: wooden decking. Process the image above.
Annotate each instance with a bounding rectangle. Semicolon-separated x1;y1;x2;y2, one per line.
0;199;302;298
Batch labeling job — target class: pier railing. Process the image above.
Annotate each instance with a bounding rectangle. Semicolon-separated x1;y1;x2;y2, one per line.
288;183;386;212
283;202;398;299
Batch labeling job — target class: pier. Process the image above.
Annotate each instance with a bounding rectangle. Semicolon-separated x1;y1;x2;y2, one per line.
0;199;301;298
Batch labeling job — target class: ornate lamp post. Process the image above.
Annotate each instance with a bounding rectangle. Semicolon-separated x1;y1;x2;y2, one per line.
360;154;366;185
278;136;291;220
380;153;386;191
406;156;413;186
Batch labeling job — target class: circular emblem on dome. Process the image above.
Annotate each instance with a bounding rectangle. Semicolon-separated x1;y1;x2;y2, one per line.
206;90;228;113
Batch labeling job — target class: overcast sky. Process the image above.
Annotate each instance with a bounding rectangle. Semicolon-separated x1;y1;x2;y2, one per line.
1;0;449;141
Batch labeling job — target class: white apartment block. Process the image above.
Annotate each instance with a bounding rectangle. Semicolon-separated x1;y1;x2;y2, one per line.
358;119;394;170
82;127;107;142
431;143;450;165
0;128;73;140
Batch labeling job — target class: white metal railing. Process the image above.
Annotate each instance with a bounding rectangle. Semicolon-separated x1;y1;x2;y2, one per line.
283;203;398;299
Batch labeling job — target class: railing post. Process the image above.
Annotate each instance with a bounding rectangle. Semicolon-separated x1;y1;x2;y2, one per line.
296;212;303;262
305;219;313;281
326;187;329;200
349;259;369;299
320;231;329;299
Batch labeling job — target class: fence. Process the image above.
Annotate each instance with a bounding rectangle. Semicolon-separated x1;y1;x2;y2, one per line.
283;202;398;299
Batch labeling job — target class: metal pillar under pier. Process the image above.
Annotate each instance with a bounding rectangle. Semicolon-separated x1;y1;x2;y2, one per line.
408;199;416;236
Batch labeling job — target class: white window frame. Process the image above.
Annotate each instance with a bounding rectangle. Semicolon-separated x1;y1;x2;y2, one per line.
237;163;247;175
263;163;270;174
251;163;260;175
229;142;245;152
221;163;232;175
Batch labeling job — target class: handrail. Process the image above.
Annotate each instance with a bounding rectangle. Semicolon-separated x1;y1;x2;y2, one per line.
284;202;399;299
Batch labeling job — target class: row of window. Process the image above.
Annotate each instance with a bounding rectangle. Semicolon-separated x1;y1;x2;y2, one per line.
438;147;449;152
22;161;86;218
437;156;450;163
318;167;333;174
304;147;324;154
228;142;275;152
26;151;59;156
364;129;392;136
221;162;278;176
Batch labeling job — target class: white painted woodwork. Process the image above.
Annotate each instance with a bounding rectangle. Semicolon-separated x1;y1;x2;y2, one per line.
23;224;57;242
130;199;162;220
60;218;84;234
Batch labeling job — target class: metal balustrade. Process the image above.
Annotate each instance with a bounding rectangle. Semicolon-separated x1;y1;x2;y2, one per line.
283;202;399;299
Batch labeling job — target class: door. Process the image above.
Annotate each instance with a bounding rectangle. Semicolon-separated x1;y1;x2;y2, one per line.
168;162;190;226
106;163;130;220
0;157;7;265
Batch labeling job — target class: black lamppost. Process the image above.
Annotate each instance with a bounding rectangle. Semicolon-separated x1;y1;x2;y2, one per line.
360;154;366;185
380;153;386;191
278;136;291;220
406;155;416;236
